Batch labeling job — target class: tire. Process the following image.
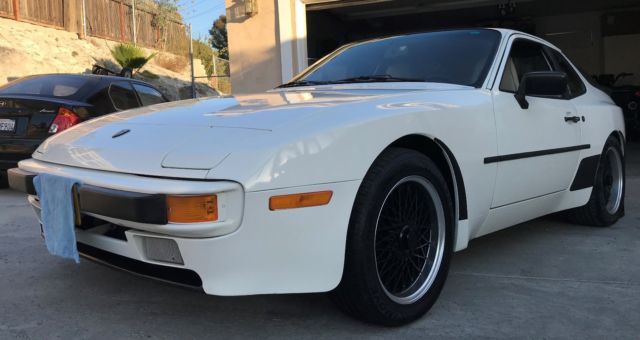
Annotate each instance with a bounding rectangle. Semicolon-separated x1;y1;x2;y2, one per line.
0;170;8;188
120;67;133;78
332;148;454;326
566;136;625;226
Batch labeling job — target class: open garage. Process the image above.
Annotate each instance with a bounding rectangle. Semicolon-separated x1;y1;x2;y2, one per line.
305;0;640;83
228;1;640;135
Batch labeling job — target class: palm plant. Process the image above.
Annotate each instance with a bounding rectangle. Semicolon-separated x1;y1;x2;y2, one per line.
110;44;156;74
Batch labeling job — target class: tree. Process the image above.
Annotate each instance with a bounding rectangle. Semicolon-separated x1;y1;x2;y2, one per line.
209;15;228;60
192;39;214;76
152;0;180;49
110;43;156;74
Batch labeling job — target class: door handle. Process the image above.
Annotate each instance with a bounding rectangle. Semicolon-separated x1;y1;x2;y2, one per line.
564;116;581;123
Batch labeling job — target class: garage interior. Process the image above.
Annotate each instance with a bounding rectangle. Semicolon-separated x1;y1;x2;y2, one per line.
306;0;640;86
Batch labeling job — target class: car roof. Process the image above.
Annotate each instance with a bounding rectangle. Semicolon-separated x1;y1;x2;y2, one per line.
18;73;159;87
486;28;562;51
0;73;167;102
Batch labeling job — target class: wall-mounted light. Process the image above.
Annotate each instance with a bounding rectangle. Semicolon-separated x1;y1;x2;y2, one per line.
245;0;258;17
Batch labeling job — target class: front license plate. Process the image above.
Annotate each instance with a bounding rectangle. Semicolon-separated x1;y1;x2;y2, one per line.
0;118;16;132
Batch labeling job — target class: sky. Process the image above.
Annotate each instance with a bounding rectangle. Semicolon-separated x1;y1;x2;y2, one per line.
178;0;226;41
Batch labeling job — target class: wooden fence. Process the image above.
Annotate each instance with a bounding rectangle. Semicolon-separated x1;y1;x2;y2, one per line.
0;0;188;55
0;0;66;27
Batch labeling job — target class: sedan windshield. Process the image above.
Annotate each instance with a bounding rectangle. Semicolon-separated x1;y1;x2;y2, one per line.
285;29;501;88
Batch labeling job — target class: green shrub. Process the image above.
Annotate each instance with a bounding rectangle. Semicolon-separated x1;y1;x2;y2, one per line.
193;39;214;76
110;44;156;71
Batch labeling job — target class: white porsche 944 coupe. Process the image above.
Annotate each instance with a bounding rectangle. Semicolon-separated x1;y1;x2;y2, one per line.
9;29;625;325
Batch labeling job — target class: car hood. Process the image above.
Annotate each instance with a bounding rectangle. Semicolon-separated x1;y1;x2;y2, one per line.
33;83;471;177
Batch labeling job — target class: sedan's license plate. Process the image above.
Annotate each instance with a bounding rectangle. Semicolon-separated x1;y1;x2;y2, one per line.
0;119;16;132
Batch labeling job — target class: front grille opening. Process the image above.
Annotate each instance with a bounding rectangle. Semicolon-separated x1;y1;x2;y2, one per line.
76;215;129;241
76;215;107;230
103;224;129;241
142;237;184;265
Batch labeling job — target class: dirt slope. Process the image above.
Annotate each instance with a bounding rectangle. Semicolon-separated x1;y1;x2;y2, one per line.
0;17;217;100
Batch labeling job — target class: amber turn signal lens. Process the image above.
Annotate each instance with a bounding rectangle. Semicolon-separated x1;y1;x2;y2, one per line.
269;191;333;211
167;195;218;223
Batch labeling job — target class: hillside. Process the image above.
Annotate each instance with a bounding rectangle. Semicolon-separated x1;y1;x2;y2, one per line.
0;17;218;100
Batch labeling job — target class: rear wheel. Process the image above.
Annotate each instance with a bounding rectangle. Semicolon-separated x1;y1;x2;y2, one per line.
333;148;454;326
0;170;8;188
567;136;625;226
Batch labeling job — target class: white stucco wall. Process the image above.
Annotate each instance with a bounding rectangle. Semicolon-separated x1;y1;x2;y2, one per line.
226;0;307;94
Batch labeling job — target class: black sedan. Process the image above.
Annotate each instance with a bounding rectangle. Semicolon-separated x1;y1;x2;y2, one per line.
0;74;168;185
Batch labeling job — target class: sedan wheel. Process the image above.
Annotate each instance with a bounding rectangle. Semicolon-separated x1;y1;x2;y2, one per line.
333;148;454;326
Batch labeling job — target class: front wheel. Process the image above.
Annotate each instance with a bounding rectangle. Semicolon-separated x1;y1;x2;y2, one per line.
332;148;454;326
567;136;625;226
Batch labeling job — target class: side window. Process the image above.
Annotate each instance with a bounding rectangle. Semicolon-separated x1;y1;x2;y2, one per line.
548;49;586;98
499;40;552;92
86;88;113;115
133;84;166;106
109;82;139;110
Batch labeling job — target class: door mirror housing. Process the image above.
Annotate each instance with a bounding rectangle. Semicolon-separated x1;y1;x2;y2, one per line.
515;71;568;109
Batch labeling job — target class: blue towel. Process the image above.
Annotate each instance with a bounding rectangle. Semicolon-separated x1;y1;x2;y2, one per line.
33;173;81;263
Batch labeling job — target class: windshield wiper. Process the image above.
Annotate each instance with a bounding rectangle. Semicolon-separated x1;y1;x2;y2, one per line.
277;74;424;88
331;74;425;84
277;80;329;88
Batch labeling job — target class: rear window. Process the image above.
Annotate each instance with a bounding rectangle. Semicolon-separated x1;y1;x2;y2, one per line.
0;75;91;98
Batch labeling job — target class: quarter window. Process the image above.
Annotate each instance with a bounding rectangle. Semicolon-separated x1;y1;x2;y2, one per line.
133;84;166;106
499;40;552;93
109;82;139;110
548;49;586;98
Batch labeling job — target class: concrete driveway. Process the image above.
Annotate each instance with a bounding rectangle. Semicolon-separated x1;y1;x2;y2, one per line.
1;146;639;339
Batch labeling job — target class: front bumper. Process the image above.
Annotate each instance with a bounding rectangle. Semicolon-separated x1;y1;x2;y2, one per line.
9;168;168;224
10;159;244;238
11;159;361;296
0;159;21;171
0;138;41;170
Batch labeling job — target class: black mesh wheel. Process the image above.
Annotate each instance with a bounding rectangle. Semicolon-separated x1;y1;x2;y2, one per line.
332;148;454;326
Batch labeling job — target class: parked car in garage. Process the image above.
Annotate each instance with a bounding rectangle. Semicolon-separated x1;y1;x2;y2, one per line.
0;74;168;185
9;29;625;326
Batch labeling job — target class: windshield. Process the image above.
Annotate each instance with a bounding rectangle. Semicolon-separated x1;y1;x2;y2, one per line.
0;75;92;98
286;29;501;88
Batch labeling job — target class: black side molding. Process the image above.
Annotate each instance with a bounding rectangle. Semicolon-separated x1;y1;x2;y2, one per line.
434;138;468;220
484;144;590;164
7;168;37;195
570;154;600;191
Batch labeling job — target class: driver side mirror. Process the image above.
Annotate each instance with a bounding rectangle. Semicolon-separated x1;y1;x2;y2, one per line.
515;71;568;109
